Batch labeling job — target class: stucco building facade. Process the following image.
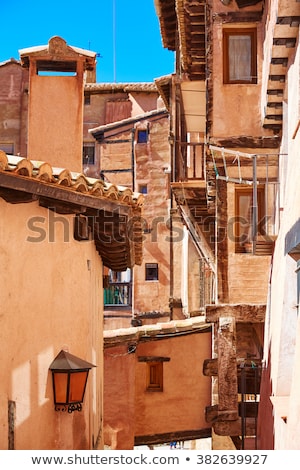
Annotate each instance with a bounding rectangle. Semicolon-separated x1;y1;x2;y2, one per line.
2;0;300;451
154;0;300;450
257;0;300;450
85;88;173;327
103;318;211;449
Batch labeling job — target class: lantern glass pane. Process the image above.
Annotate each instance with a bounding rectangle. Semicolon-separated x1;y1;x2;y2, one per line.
69;371;88;403
53;372;68;403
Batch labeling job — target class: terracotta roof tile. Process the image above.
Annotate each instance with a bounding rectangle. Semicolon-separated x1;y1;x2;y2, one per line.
0;151;144;270
0;152;144;207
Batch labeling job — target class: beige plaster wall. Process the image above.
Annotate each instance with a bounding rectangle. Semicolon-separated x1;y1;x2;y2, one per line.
0;200;103;450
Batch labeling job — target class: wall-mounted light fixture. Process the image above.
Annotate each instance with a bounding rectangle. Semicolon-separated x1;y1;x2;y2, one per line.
49;350;95;413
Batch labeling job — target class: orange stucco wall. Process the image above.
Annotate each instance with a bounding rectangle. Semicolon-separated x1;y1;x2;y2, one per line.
133;117;171;314
103;345;136;449
27;67;84;172
104;327;211;449
0;200;103;449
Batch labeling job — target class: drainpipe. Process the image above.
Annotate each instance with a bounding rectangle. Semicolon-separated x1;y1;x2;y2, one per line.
169;80;177;320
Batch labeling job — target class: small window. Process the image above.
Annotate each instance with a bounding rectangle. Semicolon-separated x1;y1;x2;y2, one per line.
137;129;148;143
145;263;158;281
84;94;91;106
235;186;265;253
0;142;14;155
83;143;95;165
223;28;257;84
146;362;163;392
138;184;148;194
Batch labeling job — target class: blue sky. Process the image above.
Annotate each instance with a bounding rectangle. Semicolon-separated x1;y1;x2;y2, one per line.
0;0;175;83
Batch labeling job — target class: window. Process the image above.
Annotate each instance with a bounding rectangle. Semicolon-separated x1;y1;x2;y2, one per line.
138;356;169;392
137;129;148;143
84;94;91;106
223;28;257;84
145;263;158;281
138;184;148;194
146;362;163;392
82;143;95;165
235;186;265;253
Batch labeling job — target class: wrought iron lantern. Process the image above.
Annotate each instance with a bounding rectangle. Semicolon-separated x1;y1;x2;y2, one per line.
49;350;95;413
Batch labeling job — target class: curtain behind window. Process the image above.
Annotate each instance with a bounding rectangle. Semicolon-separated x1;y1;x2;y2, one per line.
228;35;252;81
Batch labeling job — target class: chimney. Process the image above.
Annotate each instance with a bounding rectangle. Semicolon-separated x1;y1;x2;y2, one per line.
19;36;96;172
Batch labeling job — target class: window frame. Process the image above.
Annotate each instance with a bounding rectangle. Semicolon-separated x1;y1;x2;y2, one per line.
84;94;91;106
145;263;158;281
0;142;14;155
82;143;95;165
223;27;257;84
138;184;148;195
234;186;265;253
137;129;148;144
146;362;163;392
